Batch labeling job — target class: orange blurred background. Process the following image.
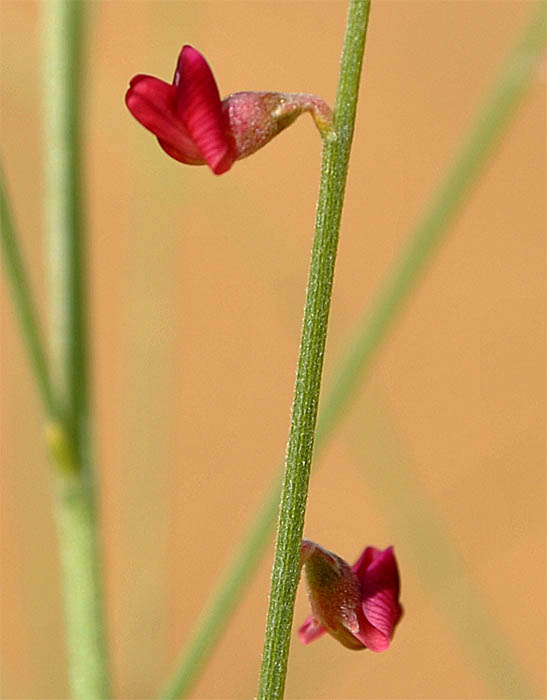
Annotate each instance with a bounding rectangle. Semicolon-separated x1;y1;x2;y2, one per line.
1;2;545;698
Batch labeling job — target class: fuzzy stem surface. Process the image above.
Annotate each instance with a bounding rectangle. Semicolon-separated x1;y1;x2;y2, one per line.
256;2;372;698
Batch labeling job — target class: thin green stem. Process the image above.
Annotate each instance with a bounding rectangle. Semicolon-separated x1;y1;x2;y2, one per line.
44;0;88;450
160;489;279;699
1;169;56;417
43;0;110;697
257;2;371;698
159;3;545;697
52;473;110;699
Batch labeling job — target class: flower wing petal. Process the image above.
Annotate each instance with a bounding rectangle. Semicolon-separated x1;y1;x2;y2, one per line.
298;616;327;645
352;545;380;582
174;46;235;174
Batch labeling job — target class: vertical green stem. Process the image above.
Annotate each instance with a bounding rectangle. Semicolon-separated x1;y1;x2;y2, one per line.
256;2;371;698
44;0;87;433
52;474;110;699
43;0;110;697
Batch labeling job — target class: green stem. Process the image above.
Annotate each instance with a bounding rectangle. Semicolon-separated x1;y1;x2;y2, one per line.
43;0;110;696
257;2;371;698
159;3;545;697
160;489;279;699
0;169;56;417
44;0;88;443
52;474;110;699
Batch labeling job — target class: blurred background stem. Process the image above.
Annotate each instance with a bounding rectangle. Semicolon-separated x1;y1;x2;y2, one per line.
351;387;539;698
256;2;371;698
1;171;55;417
160;3;546;697
43;1;110;697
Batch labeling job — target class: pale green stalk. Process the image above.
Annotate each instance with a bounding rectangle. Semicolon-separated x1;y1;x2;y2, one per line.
1;170;56;417
159;3;546;697
353;390;539;697
43;1;110;697
257;2;372;698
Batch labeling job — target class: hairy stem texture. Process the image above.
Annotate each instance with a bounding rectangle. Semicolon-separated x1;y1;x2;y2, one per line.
256;2;372;698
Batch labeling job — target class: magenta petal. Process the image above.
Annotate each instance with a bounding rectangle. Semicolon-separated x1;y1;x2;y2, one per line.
300;541;402;652
352;545;380;581
298;616;327;645
351;604;391;652
126;75;202;163
174;46;235;174
359;547;403;647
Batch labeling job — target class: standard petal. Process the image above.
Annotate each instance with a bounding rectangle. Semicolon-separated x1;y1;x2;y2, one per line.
352;545;380;582
360;547;403;646
125;75;202;163
174;46;235;174
298;616;327;645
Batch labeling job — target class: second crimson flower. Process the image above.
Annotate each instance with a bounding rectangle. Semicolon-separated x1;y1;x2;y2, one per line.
299;540;403;651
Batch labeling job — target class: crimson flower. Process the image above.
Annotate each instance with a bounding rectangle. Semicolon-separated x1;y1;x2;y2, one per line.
125;45;333;175
299;540;403;651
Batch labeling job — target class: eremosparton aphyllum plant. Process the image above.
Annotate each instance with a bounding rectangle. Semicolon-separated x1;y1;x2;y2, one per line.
124;6;399;693
2;0;545;698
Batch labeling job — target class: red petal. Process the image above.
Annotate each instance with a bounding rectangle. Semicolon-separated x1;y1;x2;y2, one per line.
156;138;201;165
174;46;235;174
125;75;202;163
298;616;327;645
